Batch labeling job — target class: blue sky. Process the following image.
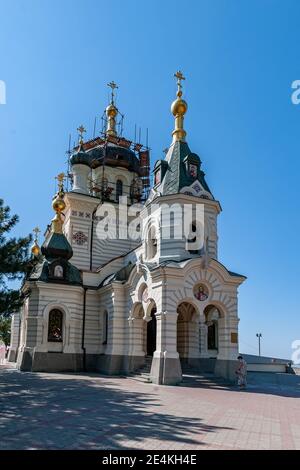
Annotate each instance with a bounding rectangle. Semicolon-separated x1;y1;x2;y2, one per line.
0;0;299;359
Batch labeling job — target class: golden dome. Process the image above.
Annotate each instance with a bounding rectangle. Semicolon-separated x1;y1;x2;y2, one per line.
106;103;118;118
52;194;66;213
171;97;188;116
31;242;40;257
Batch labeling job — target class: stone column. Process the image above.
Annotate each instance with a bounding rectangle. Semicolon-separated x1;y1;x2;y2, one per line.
228;316;239;359
199;314;208;357
188;314;200;358
215;314;239;381
150;310;182;385
104;282;126;374
127;316;145;371
216;315;228;360
8;312;20;362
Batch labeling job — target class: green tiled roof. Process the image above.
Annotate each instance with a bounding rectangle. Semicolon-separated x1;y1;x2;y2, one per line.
41;232;73;261
28;258;82;285
28;231;82;285
160;140;212;196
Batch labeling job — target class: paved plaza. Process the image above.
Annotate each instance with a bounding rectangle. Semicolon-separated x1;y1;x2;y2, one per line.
1;364;300;450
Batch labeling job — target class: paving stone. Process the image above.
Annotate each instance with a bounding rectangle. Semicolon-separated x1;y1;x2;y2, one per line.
1;367;300;450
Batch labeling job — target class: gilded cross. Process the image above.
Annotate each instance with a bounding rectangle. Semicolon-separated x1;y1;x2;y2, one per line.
56;172;66;192
174;70;185;96
77;124;86;144
107;81;118;103
33;226;40;241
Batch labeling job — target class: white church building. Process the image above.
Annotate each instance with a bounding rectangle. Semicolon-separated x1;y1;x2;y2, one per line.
8;73;246;384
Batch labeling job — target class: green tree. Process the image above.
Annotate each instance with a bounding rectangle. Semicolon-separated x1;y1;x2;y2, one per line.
0;315;11;346
0;199;32;317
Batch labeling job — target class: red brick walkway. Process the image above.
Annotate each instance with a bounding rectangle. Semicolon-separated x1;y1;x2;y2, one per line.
1;366;299;449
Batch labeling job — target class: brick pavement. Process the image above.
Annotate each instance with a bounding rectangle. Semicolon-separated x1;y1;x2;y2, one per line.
0;366;300;450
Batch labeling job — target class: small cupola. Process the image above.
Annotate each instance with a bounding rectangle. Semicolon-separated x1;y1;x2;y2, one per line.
41;176;73;261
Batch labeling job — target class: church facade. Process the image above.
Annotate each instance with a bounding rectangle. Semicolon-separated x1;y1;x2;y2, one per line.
9;73;246;384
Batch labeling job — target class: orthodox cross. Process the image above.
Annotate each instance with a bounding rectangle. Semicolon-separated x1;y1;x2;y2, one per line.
33;226;40;242
107;81;118;104
77;124;86;144
174;70;185;96
56;172;66;193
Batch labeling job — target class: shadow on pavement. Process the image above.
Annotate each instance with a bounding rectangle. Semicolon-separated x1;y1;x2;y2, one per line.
0;368;232;450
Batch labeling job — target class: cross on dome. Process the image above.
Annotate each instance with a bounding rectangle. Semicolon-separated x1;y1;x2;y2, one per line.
107;81;118;104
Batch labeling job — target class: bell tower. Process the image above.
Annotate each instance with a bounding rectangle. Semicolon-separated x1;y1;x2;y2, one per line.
144;71;220;265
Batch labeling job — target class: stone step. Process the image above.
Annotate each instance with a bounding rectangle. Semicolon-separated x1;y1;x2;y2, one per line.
129;357;153;382
180;371;230;388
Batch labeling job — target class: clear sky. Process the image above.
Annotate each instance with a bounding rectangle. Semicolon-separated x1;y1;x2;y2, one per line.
0;0;299;360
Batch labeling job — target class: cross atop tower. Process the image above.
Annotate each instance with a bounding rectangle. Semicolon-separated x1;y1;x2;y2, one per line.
56;172;66;193
174;70;185;97
33;226;40;240
77;125;86;144
107;81;118;104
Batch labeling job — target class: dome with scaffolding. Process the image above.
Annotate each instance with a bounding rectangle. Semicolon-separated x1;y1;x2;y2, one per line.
69;147;92;167
88;141;142;174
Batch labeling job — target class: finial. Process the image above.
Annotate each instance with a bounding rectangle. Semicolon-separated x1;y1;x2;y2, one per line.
105;81;119;137
171;70;188;142
31;226;41;257
77;125;86;145
107;80;118;105
55;172;66;194
174;70;185;98
52;173;66;234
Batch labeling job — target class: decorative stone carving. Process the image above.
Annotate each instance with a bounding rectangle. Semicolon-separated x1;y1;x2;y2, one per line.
72;231;88;246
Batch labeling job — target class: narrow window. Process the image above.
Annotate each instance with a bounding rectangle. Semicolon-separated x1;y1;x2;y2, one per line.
48;309;63;342
116;179;123;202
188;223;199;254
103;311;108;345
208;322;217;350
147;226;157;259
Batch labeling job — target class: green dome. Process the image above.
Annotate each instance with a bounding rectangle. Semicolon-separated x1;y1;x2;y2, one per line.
41;233;73;261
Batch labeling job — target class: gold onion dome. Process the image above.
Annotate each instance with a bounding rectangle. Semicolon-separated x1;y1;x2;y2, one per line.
51;173;66;234
106;81;119;137
51;193;65;234
171;96;188;116
31;227;41;257
31;242;40;257
52;194;66;213
106;102;118;118
171;70;187;142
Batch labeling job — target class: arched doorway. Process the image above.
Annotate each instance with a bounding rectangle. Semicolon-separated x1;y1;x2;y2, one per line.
146;307;157;356
204;305;221;354
177;302;199;363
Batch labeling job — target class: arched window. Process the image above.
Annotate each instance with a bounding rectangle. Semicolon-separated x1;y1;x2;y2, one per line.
54;265;63;278
188;222;199;255
204;305;220;351
116;179;123;202
147;226;157;259
48;309;63;342
103;311;108;345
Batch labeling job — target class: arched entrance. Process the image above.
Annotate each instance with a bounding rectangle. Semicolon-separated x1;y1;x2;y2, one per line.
146;307;157;356
177;302;199;363
204;305;221;354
